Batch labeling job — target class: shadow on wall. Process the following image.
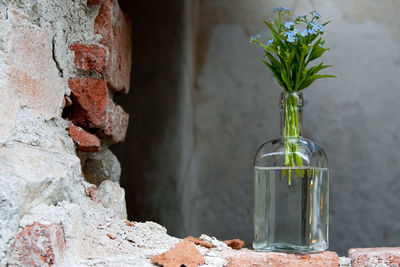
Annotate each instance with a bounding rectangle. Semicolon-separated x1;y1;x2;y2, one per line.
115;0;400;256
113;0;189;233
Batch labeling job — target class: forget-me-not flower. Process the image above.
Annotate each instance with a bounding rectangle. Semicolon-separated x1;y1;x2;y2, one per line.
310;22;324;32
311;10;321;18
284;22;294;29
273;6;291;14
300;30;309;37
249;34;261;44
287;34;296;43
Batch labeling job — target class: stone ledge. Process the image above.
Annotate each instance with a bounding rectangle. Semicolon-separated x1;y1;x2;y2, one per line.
349;247;400;267
222;250;339;267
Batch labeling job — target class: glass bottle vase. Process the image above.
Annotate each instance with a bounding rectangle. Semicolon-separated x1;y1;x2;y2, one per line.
253;92;329;253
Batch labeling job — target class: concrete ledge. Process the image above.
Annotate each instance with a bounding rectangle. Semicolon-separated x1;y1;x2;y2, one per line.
222;249;339;267
349;247;400;267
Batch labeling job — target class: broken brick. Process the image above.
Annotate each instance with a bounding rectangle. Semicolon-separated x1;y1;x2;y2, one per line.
69;43;107;74
68;77;108;128
8;222;66;266
87;185;102;203
68;125;100;152
184;236;213;249
94;0;132;93
152;240;205;267
223;239;245;250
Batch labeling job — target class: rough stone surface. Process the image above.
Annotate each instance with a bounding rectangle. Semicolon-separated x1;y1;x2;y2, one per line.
18;202;82;265
339;257;352;267
0;142;83;265
223;250;340;267
152;240;205;267
68;77;108;128
0;0;130;264
7;107;76;153
98;99;129;144
97;180;127;219
70;43;108;74
69;124;101;152
82;148;121;185
6;8;64;121
200;235;229;251
7;222;66;266
349;247;400;267
94;0;132;93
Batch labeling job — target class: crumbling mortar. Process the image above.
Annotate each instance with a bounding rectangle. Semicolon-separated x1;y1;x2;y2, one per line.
52;35;64;78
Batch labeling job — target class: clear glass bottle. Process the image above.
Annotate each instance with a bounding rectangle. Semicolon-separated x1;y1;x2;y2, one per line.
253;92;329;253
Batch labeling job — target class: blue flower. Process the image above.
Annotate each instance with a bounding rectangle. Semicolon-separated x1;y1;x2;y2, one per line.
284;22;294;29
300;30;309;37
311;10;321;18
310;22;324;32
273;6;291;14
266;39;273;46
307;28;317;35
249;34;261;44
287;35;296;43
284;29;297;36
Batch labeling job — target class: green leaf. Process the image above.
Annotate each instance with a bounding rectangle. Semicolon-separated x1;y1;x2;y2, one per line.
307;38;329;63
280;66;292;91
263;20;278;35
261;60;287;89
322;21;331;26
298;74;336;90
306;62;333;78
271;31;286;51
265;52;281;68
294;44;309;90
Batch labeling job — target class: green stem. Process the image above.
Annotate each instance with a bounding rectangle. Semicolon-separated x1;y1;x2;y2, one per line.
284;94;304;184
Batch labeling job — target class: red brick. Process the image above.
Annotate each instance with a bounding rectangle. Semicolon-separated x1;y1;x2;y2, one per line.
106;233;117;240
87;0;106;5
87;185;102;203
223;250;339;267
69;43;107;74
224;239;245;250
68;77;108;128
152;240;205;267
97;100;129;144
68;125;100;152
8;222;66;266
184;236;213;249
94;0;132;94
349;247;400;267
125;220;135;227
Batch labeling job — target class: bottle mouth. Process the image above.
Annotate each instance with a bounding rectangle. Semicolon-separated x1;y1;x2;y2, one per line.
280;92;304;109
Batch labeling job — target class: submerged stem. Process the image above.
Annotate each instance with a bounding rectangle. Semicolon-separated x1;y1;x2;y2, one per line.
283;93;304;183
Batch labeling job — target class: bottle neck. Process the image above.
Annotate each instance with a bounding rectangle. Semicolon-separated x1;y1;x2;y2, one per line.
280;92;303;139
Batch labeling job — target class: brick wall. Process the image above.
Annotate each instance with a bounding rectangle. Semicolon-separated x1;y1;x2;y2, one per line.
0;0;131;265
67;0;131;150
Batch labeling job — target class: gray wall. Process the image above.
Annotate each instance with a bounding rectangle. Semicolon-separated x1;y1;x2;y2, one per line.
115;0;400;255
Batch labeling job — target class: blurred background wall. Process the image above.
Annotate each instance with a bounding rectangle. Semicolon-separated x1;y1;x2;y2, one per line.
115;0;400;255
